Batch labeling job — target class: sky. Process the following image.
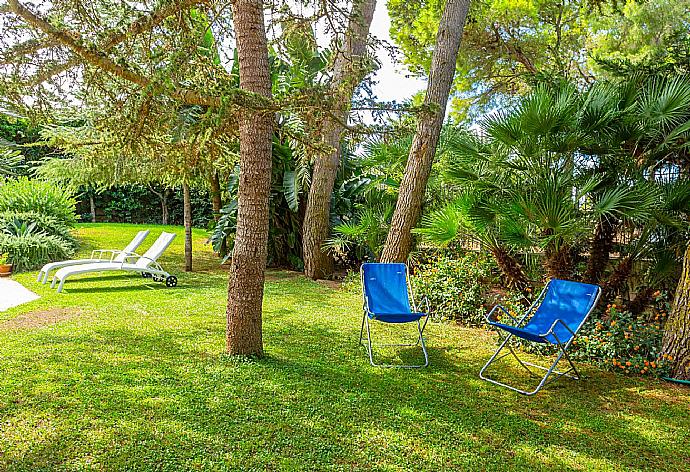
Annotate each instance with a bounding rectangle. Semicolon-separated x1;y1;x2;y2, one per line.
368;3;426;102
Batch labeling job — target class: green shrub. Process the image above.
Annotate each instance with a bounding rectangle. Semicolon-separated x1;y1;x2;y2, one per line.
0;233;75;272
413;253;496;325
570;294;671;377
0;211;77;249
0;177;76;225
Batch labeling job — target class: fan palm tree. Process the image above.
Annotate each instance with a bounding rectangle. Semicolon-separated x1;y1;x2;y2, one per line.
417;82;665;290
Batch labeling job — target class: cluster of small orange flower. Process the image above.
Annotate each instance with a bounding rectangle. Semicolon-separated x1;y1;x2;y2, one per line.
611;357;664;375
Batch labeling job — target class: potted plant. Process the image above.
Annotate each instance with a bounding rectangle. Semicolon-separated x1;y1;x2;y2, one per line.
0;253;11;277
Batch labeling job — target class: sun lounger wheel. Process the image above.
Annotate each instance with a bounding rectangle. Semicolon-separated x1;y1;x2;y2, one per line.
166;275;178;287
142;272;152;278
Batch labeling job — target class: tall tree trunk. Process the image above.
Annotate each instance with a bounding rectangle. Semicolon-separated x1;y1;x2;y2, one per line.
662;243;690;380
161;189;169;225
381;0;471;262
302;0;377;279
210;170;222;222
182;182;193;272
226;0;273;356
89;192;96;223
584;216;617;284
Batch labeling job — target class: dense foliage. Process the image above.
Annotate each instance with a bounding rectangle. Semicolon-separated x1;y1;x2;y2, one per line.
0;232;74;272
418;77;690;303
0;178;77;271
0;211;77;248
388;0;690;117
76;185;213;227
0;177;77;225
412;252;495;325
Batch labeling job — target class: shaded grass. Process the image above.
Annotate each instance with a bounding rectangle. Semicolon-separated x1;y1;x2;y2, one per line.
1;223;688;470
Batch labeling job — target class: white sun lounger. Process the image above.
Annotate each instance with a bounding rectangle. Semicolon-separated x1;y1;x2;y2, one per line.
51;232;177;293
38;230;150;284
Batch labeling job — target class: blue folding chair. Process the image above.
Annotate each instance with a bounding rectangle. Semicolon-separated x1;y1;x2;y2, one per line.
480;279;601;395
360;263;429;368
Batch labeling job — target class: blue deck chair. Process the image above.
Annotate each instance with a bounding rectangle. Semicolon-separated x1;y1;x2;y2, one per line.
480;279;601;395
360;263;429;368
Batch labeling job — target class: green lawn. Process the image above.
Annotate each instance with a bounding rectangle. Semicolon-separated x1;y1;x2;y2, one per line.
1;223;688;471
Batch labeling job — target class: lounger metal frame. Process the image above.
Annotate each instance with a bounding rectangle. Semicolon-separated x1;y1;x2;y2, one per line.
37;230;150;284
359;264;430;369
479;281;602;395
51;251;173;293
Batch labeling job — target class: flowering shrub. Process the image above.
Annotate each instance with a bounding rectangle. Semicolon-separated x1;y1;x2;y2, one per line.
412;253;496;326
571;292;672;377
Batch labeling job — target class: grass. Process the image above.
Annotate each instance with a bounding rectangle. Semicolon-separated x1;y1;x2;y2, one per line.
1;223;689;471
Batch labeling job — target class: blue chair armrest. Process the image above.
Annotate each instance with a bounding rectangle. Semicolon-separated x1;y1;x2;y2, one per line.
539;318;577;343
485;305;519;325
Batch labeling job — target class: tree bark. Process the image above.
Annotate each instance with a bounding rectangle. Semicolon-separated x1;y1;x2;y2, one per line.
491;245;529;293
381;0;471;263
662;243;690;380
89;192;96;223
584;216;617;284
226;0;273;357
149;185;170;225
544;243;575;280
182;182;193;272
210;171;222;221
601;255;634;304
302;0;377;279
161;189;169;225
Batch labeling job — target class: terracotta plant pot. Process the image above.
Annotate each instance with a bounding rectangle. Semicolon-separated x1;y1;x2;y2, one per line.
0;264;12;277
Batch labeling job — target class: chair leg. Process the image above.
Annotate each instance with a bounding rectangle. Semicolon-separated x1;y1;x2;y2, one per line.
363;317;429;368
479;337;581;395
359;311;366;346
417;318;429;367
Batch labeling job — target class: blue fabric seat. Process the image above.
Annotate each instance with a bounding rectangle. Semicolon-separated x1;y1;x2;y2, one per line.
371;312;426;323
360;263;429;368
488;279;600;344
480;279;601;395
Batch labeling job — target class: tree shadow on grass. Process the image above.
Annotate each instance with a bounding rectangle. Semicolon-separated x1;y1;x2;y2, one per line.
1;309;688;470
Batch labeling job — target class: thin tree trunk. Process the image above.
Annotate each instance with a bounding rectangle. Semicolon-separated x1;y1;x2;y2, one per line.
183;182;193;272
490;245;530;294
302;0;377;280
89;192;96;223
584;217;617;284
161;189;169;225
210;171;222;222
601;254;634;304
662;243;690;380
226;0;273;357
150;185;170;225
381;0;471;262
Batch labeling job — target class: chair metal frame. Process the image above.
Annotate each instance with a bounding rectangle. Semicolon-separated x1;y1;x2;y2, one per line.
479;280;601;395
359;264;430;368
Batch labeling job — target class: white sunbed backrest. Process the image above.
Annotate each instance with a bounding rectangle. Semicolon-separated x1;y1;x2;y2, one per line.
114;230;150;263
135;232;177;268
